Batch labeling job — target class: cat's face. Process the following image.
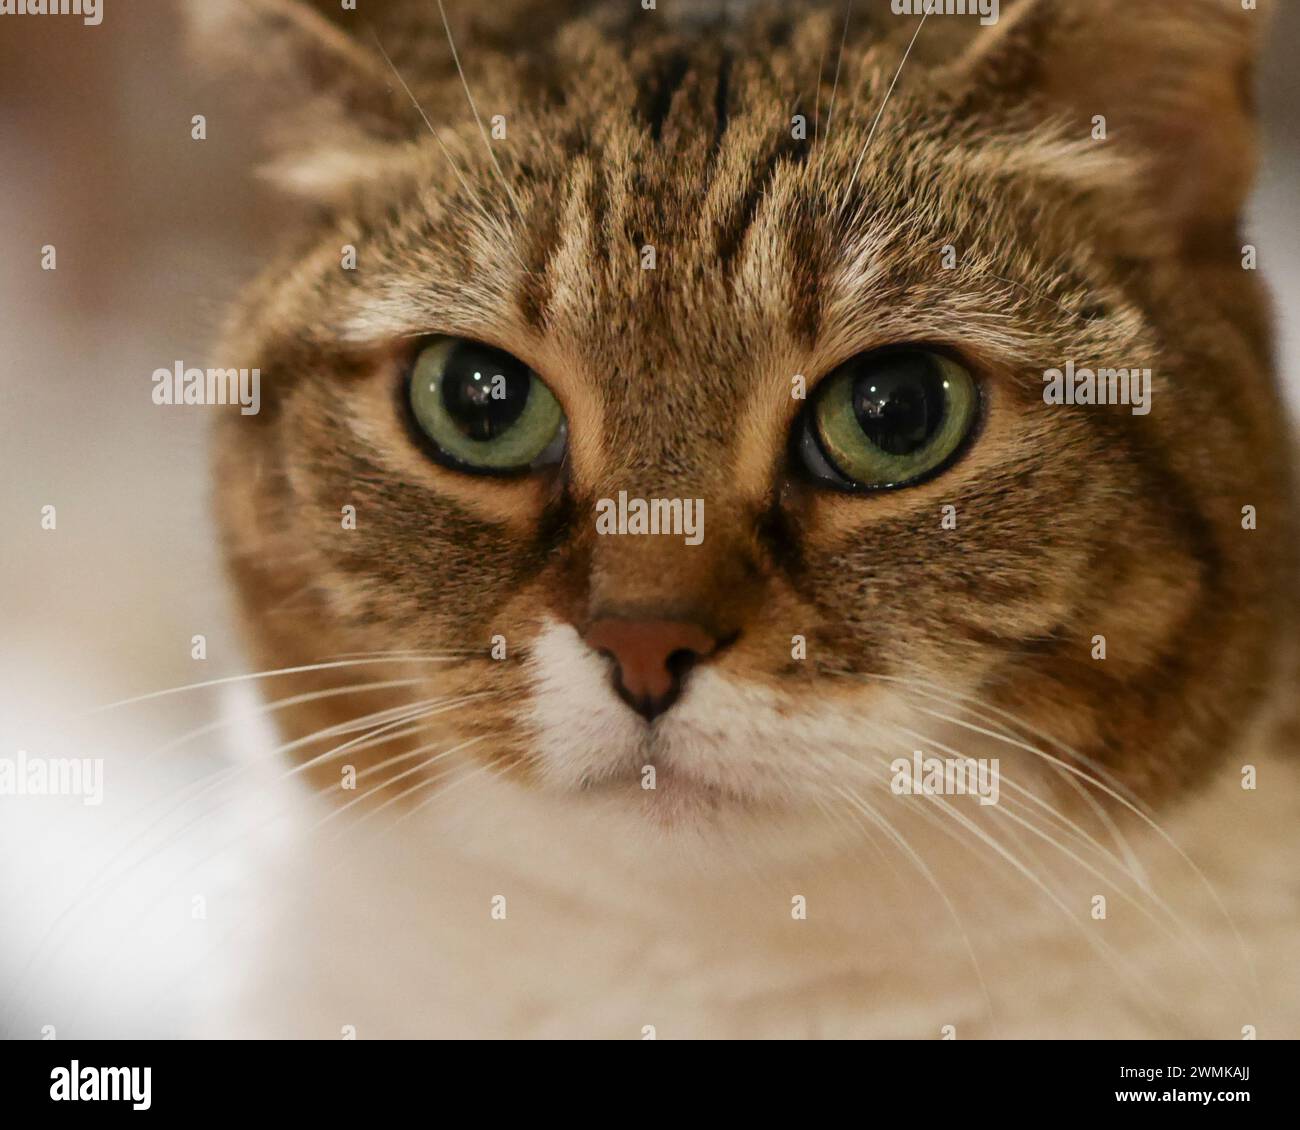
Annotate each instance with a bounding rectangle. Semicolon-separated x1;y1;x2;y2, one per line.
208;0;1291;832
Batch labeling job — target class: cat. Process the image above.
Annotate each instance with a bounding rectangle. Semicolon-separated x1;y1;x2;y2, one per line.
190;0;1298;1037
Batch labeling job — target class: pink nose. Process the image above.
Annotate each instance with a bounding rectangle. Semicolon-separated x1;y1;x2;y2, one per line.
582;619;720;720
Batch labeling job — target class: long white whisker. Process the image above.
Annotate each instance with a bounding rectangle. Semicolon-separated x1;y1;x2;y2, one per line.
435;0;525;222
391;755;502;827
889;722;1141;886
845;12;928;194
822;0;853;146
840;750;1181;1022
315;733;485;828
280;693;491;781
841;670;1149;877
834;783;997;1031
887;720;1229;977
140;678;424;766
89;657;462;713
368;26;524;270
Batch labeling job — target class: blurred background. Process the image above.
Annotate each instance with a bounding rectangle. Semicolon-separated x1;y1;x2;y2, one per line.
1;1;1297;1036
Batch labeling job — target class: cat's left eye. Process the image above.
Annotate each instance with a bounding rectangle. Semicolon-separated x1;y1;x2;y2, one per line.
795;349;980;491
407;338;567;474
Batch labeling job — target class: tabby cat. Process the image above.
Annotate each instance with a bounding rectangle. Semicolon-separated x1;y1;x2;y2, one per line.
195;0;1298;1037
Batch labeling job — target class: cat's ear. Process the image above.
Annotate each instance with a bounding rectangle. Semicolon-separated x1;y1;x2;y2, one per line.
188;0;416;199
944;0;1266;253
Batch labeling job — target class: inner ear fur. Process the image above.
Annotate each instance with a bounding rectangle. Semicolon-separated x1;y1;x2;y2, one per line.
187;0;418;198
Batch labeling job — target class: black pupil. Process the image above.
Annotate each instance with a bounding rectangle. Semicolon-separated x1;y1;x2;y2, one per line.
439;343;531;441
850;353;948;455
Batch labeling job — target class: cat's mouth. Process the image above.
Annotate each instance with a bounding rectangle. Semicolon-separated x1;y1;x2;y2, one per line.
576;754;770;827
584;768;726;827
527;622;818;822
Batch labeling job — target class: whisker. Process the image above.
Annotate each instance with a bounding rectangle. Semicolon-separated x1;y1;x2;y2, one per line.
797;706;1190;1022
435;0;526;222
884;720;1228;977
833;782;997;1031
0;692;491;1027
367;25;526;272
812;42;825;146
827;669;1258;994
821;0;853;147
89;656;465;713
279;693;491;780
314;733;486;829
140;678;424;767
810;792;897;873
335;748;501;844
839;750;1184;1022
834;669;1147;871
12;677;432;909
899;679;1149;885
845;12;929;195
391;756;503;827
906;698;1261;1005
890;722;1139;885
116;753;509;1031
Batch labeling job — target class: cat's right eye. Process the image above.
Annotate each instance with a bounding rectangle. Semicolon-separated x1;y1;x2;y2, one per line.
794;348;980;491
407;338;567;474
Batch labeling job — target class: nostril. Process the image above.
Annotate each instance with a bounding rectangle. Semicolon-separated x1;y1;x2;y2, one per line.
666;648;699;681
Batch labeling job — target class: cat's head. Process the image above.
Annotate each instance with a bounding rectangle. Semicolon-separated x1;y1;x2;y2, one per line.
201;0;1292;834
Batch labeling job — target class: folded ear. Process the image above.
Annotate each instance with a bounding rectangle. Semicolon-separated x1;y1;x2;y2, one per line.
188;0;418;199
943;0;1267;254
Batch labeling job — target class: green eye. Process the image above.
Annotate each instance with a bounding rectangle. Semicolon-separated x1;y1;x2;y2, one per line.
799;350;979;490
407;338;566;473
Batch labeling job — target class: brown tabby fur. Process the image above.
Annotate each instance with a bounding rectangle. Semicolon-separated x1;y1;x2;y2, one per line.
199;0;1295;819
